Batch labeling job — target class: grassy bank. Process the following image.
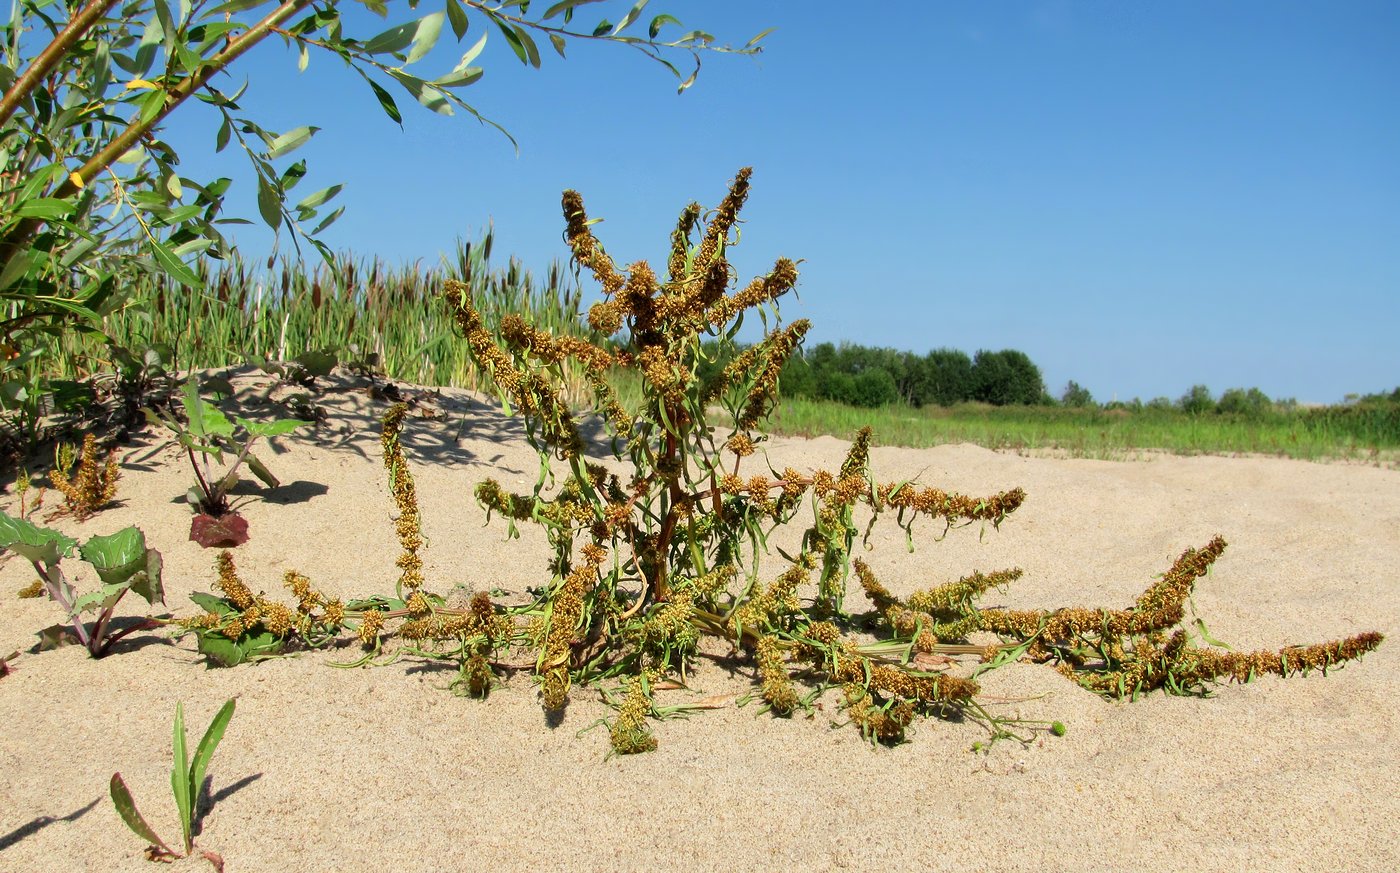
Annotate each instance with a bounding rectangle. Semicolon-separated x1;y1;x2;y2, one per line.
765;397;1400;463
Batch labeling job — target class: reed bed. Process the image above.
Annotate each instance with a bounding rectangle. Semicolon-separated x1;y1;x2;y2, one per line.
48;234;595;399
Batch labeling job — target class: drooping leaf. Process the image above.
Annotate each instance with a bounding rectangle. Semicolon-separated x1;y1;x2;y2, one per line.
255;174;281;231
445;0;470;38
242;453;279;489
240;418;306;439
110;773;175;856
189;591;236;617
365;78;402;124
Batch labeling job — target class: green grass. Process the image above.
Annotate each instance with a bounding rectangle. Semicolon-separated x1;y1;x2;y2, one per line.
764;397;1400;463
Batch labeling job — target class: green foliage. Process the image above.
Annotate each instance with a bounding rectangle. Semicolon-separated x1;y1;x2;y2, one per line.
147;381;307;519
110;698;236;861
972;349;1044;406
0;512;164;657
0;1;766;453
1060;380;1095;408
1178;384;1215;415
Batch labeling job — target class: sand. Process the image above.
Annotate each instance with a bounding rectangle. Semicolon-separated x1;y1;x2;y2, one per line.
1;369;1396;873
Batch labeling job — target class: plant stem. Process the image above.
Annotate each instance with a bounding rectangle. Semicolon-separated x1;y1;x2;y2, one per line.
0;0;122;128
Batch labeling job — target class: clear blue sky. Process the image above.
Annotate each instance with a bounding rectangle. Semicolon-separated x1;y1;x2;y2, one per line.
165;1;1399;405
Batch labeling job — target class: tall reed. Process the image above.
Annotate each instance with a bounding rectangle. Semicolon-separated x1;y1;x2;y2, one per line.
48;232;595;399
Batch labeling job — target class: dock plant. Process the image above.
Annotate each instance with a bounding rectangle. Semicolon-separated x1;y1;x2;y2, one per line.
181;170;1384;754
48;433;120;520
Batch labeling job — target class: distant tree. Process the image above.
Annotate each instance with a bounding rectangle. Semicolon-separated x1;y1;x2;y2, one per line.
1146;396;1175;412
1216;387;1272;417
848;368;899;407
1178;384;1214;415
972;349;1044;406
1061;380;1095;408
919;348;975;406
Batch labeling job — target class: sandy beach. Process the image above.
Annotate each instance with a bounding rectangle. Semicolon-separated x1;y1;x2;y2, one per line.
2;370;1396;873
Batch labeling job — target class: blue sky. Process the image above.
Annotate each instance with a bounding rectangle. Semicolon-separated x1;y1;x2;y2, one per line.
166;1;1399;404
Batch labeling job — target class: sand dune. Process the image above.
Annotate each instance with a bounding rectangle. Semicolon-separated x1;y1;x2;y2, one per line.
2;371;1396;873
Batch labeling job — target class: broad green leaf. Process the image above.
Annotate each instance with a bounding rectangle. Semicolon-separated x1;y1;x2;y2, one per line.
78;528;147;585
182;383;234;439
129;550;165;606
0;511;78;564
432;66;482;88
194;632;246;666
513;25;540;67
187;700;235;830
110;774;174;855
137;87;165;125
406;11;445;64
267;126;319;159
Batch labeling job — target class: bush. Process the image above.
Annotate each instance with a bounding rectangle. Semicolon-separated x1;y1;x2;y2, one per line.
1061;381;1095;408
972;349;1044;406
1178;384;1214;415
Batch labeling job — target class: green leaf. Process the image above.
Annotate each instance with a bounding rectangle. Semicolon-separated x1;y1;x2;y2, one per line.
494;19;529;64
458;31;488;67
194;633;246;667
548;33;566;58
543;0;603;20
241;418;305;438
78;528;147;585
128;550;165;606
187;699;235;836
0;511;78;564
745;27;777;49
13;198;77;219
364;18;418;55
406;11;445;64
611;0;649;36
182;383;234;439
649;13;680;39
172;702;193;852
110;773;174;856
36;624;81;651
366;78;402;124
148;239;202;289
189;591;235;617
267;126;319;159
255;174;282;231
445;0;469;39
243;452;279;489
294;184;342;211
69;582;127;617
310;206;345;235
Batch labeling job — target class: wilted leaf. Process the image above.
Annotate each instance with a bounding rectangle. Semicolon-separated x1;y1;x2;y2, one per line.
189;513;249;548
